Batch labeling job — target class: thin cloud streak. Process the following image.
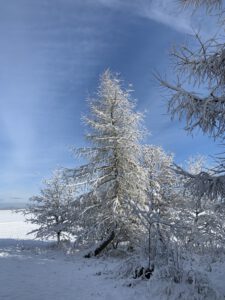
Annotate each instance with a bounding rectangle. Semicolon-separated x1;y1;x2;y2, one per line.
96;0;192;33
141;1;192;33
96;0;220;37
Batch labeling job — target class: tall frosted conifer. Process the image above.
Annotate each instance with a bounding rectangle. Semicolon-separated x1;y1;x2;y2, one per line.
74;70;148;249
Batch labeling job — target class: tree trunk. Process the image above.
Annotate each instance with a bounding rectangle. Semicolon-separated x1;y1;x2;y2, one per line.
84;231;115;258
57;232;61;245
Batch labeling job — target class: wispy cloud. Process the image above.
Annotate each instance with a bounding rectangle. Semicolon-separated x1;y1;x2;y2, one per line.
96;0;220;36
140;0;192;33
96;0;192;33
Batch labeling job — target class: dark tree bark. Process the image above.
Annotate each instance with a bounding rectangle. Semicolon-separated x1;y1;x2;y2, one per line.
57;231;61;245
84;231;115;258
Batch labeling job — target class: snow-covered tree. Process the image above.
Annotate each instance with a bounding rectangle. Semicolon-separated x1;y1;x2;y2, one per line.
25;170;76;244
157;0;225;199
175;156;225;252
129;145;179;266
68;70;148;254
142;145;176;215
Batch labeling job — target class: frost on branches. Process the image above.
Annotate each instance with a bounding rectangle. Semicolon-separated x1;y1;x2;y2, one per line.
129;145;180;267
181;0;222;9
158;0;225;199
175;156;225;252
67;70;148;254
25;170;76;244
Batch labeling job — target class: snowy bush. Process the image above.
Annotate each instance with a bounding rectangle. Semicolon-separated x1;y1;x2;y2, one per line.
25;169;77;244
154;267;221;300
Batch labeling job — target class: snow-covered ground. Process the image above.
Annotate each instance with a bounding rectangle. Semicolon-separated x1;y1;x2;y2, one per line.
0;210;149;300
0;210;36;239
1;210;225;300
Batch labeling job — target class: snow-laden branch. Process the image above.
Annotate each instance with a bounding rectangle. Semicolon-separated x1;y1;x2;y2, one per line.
157;76;225;139
180;0;222;9
173;163;225;199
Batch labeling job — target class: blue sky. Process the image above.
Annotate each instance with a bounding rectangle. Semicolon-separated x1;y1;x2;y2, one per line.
0;0;221;204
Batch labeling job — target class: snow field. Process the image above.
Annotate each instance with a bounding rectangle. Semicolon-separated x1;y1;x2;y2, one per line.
0;210;148;300
1;210;225;300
